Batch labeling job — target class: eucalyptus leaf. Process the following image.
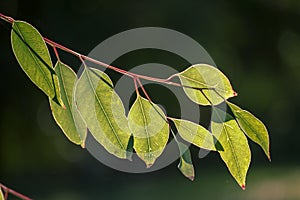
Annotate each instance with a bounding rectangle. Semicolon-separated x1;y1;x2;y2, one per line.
177;64;236;105
211;107;251;189
11;21;58;101
75;67;131;158
177;142;195;181
228;102;270;160
128;96;169;167
171;118;216;150
50;62;87;147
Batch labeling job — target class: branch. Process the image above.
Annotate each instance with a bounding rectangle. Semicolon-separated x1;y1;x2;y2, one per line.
0;12;215;92
0;183;32;200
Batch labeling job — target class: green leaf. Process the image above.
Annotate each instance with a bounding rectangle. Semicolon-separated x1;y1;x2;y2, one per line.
75;67;131;158
126;135;134;161
228;102;270;160
0;188;4;200
53;73;66;108
171;118;216;150
128;96;169;167
50;62;87;147
211;107;251;189
11;21;57;99
177;142;195;181
177;64;236;105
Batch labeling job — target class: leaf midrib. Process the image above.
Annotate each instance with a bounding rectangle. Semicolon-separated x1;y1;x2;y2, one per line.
222;123;243;182
179;70;228;94
214;110;243;183
179;74;215;88
57;64;81;138
86;69;125;150
14;23;54;94
137;97;152;155
236;111;268;151
176;121;214;147
59;64;72;108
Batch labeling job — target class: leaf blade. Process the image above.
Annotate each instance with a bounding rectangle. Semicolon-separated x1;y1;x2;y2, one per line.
75;67;131;158
177;142;195;181
0;188;4;200
228;102;270;160
211;107;251;189
178;64;236;105
50;62;87;146
171;118;216;150
128;96;169;167
11;21;56;99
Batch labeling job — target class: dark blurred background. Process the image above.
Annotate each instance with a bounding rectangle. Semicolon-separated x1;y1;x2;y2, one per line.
1;0;300;199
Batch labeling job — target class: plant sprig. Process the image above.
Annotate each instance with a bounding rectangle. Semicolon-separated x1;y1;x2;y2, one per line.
0;12;270;192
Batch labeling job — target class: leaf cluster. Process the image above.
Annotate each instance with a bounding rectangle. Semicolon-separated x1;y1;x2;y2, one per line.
9;20;270;189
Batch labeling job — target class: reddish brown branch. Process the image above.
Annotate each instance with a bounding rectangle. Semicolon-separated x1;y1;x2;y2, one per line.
0;12;218;94
0;183;32;200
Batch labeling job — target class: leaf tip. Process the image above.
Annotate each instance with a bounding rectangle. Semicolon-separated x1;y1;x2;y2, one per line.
241;184;246;190
126;154;133;161
233;91;238;97
267;149;271;162
188;176;195;181
146;163;153;168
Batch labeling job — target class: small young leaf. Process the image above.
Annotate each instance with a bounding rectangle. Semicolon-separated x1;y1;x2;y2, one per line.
50;62;87;147
171;118;216;150
11;21;56;99
177;64;236;105
0;188;4;200
75;67;131;158
228;102;270;160
211;107;251;189
128;96;169;167
177;142;195;181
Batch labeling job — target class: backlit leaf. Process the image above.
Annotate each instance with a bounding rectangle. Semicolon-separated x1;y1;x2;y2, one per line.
75;67;131;158
50;62;87;147
177;142;195;181
128;96;169;167
171;118;216;150
0;188;4;200
11;21;57;100
228;102;270;160
177;64;236;105
211;107;251;189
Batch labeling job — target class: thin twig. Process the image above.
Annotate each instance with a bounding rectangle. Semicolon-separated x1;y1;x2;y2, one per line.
0;183;32;200
0;12;218;92
136;78;152;102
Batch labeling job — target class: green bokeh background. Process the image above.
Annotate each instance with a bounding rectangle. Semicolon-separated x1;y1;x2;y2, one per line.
1;0;300;199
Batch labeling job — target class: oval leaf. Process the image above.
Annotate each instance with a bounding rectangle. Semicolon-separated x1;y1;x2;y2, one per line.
177;142;195;181
128;96;169;167
171;118;216;150
75;67;131;158
11;21;56;99
50;62;87;147
177;64;236;105
211;107;251;189
228;102;270;160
